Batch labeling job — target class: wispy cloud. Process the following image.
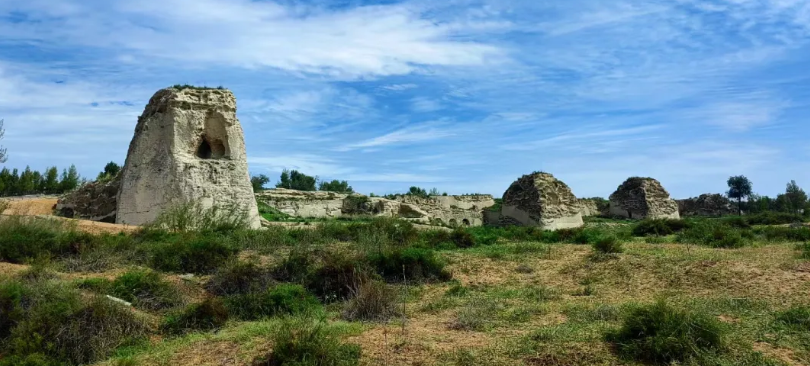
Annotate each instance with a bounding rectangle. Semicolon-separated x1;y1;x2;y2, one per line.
338;124;455;151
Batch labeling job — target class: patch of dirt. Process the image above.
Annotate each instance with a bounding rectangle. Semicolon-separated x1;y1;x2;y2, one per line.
753;342;803;366
2;197;58;216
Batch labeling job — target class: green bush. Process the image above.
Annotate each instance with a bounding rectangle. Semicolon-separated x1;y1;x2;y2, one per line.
253;318;361;366
0;218;100;263
368;248;451;283
1;279;148;365
799;242;810;260
632;219;691;236
224;284;322;321
449;229;476;248
272;250;317;284
205;260;274;296
677;222;751;248
148;235;237;274
162;297;229;335
149;200;249;233
342;281;400;322
110;270;182;311
591;236;623;254
755;226;810;242
307;252;372;303
606;301;726;364
745;212;804;226
73;277;113;293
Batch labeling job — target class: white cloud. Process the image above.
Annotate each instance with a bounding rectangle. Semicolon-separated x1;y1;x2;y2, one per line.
338;124;455;151
381;83;418;91
411;97;443;113
0;0;504;79
690;96;789;132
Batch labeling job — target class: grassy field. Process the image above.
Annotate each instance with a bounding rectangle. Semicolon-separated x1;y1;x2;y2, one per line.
1;211;810;366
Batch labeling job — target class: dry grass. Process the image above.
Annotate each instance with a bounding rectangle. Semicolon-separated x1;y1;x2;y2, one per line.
0;236;802;366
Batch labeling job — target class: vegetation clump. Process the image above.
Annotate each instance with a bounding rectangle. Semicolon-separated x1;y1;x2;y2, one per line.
606;301;726;364
632;219;691;236
224;284;322;321
368;247;451;283
253;318;361;366
162;298;229;335
110;270;182;311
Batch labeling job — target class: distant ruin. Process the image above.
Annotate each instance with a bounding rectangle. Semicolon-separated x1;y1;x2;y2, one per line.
499;172;584;230
256;189;495;227
116;87;261;228
677;194;733;217
609;177;679;220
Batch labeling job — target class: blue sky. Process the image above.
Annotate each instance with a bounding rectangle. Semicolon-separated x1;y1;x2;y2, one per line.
1;0;809;199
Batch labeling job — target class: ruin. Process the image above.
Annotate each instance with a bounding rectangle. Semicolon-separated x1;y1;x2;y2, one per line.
609;177;679;220
576;198;600;217
255;189;495;226
677;194;733;217
500;172;584;230
116;87;262;228
56;174;121;223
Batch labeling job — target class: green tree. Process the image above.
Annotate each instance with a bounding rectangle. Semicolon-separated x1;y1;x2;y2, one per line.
408;186;429;198
0;119;7;163
727;175;753;215
318;179;353;193
96;161;121;181
251;174;270;192
275;169;317;191
59;165;81;193
781;180;807;215
43;167;59;194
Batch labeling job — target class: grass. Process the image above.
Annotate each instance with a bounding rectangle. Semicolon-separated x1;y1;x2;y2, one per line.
3;213;810;365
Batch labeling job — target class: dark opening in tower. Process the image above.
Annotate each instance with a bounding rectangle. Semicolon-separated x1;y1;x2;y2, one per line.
196;136;227;159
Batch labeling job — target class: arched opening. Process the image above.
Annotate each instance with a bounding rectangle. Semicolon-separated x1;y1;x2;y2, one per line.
462;219;471;226
196;136;227;159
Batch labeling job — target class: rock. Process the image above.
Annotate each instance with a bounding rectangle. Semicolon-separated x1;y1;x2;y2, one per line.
394;195;495;226
500;172;584;230
56;174;121;223
677;194;733;217
577;199;600;217
609;177;679;220
116;87;261;228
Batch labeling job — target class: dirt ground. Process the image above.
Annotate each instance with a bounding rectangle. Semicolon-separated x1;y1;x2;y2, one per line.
1;196;138;234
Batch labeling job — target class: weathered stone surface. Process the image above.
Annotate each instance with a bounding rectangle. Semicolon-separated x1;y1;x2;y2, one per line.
577;199;600;217
56;174;121;223
609;177;679;220
255;189;494;226
116;87;261;228
501;172;584;230
677;194;733;217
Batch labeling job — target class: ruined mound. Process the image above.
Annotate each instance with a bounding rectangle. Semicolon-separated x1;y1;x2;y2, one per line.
677;194;733;217
56;174;121;223
116;87;261;228
609;177;679;220
501;172;583;230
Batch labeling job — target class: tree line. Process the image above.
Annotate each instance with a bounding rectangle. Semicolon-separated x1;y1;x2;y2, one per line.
726;175;809;215
0;166;82;197
252;169;354;194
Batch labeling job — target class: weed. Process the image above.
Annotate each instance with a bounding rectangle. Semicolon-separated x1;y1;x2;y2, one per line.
606;301;726;364
252;317;361;366
148;234;237;274
149;200;249;233
342;280;400;322
205;260;274;296
110;270;182;311
515;264;534;274
633;219;691;236
591;235;623;254
368;247;451;283
74;277;113;293
162;297;229;335
775;305;810;330
224;284;322;321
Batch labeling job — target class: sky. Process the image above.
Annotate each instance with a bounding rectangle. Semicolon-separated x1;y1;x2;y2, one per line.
1;0;809;199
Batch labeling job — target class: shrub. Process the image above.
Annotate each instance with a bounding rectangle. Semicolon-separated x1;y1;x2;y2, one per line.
162;297;229;335
224;284;321;321
1;279;148;365
677;222;751;248
775;305;810;330
74;277;113;294
149;200;250;233
342;281;400;322
110;270;182;311
449;229;476;248
368;248;451;283
799;242;810;260
746;212;803;226
591;236;623;254
307;252;372;303
0;218;90;263
253;318;361;366
756;226;810;243
205;260;274;296
148;235;237;274
632;219;690;236
606;301;726;363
